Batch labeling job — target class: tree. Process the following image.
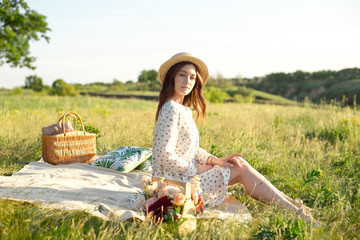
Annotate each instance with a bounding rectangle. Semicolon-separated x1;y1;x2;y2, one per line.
125;80;134;85
310;70;336;81
336;68;360;81
292;70;310;82
111;79;125;90
138;69;157;83
52;79;66;88
51;79;78;96
24;74;43;91
264;72;292;83
148;80;161;91
0;0;50;69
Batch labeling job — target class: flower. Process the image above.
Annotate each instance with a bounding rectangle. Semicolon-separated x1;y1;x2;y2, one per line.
166;185;182;195
158;188;169;198
196;202;205;214
191;184;201;194
135;175;206;224
192;193;199;205
157;182;169;198
172;193;186;206
191;174;200;184
152;181;158;189
141;176;152;187
191;174;202;196
143;197;157;209
195;195;205;214
146;196;173;222
146;185;156;197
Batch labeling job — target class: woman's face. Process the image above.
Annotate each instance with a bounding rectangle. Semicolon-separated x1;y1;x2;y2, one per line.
173;64;197;101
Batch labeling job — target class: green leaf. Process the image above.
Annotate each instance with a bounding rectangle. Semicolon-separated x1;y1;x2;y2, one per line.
95;159;116;169
0;0;50;69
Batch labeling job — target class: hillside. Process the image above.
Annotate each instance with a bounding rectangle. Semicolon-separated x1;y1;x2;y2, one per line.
80;88;297;106
241;68;360;105
5;67;359;106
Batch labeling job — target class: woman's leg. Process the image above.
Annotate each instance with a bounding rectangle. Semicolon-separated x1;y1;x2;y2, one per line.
279;191;314;213
228;159;299;213
228;158;321;225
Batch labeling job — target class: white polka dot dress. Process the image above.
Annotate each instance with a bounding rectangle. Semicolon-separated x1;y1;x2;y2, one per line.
152;100;231;206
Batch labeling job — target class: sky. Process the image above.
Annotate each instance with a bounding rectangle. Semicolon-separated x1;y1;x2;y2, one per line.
1;0;359;89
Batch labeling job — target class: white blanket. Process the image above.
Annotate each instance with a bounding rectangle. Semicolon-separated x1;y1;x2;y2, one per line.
0;161;251;222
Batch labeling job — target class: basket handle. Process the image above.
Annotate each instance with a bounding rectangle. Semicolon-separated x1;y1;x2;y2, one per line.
152;176;192;200
58;112;85;135
57;112;78;130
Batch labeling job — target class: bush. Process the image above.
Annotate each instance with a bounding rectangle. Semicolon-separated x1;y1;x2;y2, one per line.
10;88;23;96
233;94;255;103
233;94;244;103
203;87;229;103
50;79;78;96
111;80;125;91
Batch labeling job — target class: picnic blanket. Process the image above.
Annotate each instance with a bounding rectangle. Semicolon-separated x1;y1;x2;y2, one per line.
0;160;252;223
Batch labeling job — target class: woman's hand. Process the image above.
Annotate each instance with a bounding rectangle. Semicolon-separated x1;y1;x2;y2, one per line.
213;154;243;168
196;165;213;174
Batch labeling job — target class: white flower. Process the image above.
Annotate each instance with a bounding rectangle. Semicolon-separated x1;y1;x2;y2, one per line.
141;176;152;187
166;186;182;195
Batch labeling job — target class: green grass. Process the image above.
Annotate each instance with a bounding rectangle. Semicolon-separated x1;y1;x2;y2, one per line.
1;95;359;239
83;90;159;97
251;89;297;105
209;85;298;105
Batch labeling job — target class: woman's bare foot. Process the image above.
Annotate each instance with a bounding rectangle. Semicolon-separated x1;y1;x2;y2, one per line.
295;207;323;226
279;191;314;214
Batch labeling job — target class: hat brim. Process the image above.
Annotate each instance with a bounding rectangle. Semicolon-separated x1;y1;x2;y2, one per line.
158;54;209;84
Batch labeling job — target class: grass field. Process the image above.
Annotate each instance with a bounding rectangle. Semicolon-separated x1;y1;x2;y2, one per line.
0;95;359;239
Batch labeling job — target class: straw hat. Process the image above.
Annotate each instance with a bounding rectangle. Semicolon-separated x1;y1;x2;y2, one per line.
158;52;209;84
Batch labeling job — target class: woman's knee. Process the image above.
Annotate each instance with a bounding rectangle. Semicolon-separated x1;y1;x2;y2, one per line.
229;158;252;180
234;160;255;181
237;158;252;173
238;157;251;168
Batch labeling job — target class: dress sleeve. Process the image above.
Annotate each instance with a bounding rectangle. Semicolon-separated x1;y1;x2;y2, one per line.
152;104;197;176
196;147;214;165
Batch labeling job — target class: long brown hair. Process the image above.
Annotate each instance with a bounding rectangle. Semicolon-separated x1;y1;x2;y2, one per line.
155;62;207;123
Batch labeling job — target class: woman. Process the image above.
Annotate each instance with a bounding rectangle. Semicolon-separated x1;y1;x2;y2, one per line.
152;52;317;223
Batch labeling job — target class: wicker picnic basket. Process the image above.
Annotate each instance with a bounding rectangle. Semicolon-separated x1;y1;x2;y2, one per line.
42;112;97;165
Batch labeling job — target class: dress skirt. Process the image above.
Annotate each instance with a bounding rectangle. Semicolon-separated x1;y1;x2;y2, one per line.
199;165;231;206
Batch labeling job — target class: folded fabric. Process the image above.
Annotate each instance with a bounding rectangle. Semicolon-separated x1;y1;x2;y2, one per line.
0;160;148;221
89;146;152;173
0;160;252;223
41;120;74;136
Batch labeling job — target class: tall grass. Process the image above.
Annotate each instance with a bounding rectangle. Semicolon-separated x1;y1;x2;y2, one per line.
0;95;359;239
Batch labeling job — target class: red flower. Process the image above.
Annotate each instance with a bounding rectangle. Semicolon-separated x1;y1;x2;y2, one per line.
196;203;205;214
195;195;205;214
145;196;173;221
